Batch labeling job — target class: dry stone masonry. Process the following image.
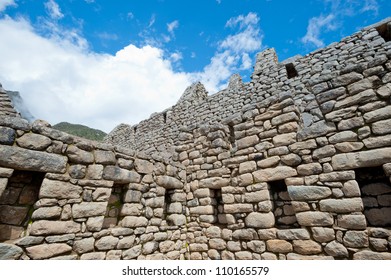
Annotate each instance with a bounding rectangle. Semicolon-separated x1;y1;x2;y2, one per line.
1;18;391;260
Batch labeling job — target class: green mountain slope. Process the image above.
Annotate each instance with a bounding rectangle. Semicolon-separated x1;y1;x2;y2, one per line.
53;122;107;141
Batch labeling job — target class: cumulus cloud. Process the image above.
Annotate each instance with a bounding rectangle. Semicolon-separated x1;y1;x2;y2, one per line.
44;0;64;20
0;0;16;12
0;16;191;132
301;14;336;48
0;11;263;132
193;12;262;92
301;0;380;48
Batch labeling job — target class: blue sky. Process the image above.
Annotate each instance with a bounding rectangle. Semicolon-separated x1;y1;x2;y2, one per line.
0;0;390;132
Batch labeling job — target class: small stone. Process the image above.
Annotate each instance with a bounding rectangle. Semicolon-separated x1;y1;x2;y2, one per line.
343;230;368;248
293;240;322;255
296;212;333;226
16;133;51;150
311;227;335;243
26;243;72;260
324;241;348;257
288;185;331;201
0;243;23;260
266;240;292;253
95;236;119;250
73;237;95;254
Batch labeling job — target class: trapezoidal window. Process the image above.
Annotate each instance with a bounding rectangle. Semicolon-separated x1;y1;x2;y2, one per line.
355;166;391;227
0;170;45;242
103;184;125;229
285;63;298;79
376;22;391;42
269;179;298;229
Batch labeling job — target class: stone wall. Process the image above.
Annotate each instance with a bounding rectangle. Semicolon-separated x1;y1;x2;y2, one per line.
1;18;391;260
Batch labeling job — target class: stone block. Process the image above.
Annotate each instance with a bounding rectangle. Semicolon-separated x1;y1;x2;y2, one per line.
16;133;51;150
296;121;336;141
324;241;348;257
167;214;186;226
353;251;391;260
103;166;141;183
0;205;29;225
236;135;259;150
266;240;292;253
156;175;183;189
328;131;357;143
120;216;148;227
297;163;322;176
0;144;67;173
134;159;154;174
80;252;106;260
372;119;391;135
66;145;94;164
343;230;368;248
311;227;335;243
0;127;15;145
319;198;363;213
247;240;266;253
292;240;322;255
30;220;81;235
331;148;391;170
73;237;95;254
253;166;297;182
244;190;270;203
364;208;391;226
26;243;72;260
95;236;119;250
199;177;230;189
0;243;23;260
288;185;331;201
39;179;82;199
296;211;333;226
72;202;107;218
31;206;62;220
276;229;310;240
245;212;275;228
94;150;116;165
224;204;253;213
363;105;391;123
337;214;367;229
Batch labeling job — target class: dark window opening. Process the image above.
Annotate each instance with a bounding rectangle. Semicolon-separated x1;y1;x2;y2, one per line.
285;63;298;79
164;189;173;216
212;189;225;225
228;125;235;146
103;184;125;229
269;180;298;229
0;170;45;242
133;126;137;134
376;22;391;42
355;166;391;227
162;112;167;123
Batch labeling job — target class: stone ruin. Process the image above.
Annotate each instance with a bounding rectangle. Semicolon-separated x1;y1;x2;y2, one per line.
1;18;391;260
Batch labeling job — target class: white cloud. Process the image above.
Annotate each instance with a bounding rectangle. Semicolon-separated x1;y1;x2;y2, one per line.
361;0;379;14
0;12;263;132
97;32;118;41
0;17;191;132
0;0;16;12
148;14;155;28
301;14;336;48
167;20;179;35
226;12;259;29
127;12;134;20
44;0;64;20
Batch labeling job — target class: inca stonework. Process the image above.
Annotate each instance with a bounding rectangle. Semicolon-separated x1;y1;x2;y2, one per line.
1;18;391;260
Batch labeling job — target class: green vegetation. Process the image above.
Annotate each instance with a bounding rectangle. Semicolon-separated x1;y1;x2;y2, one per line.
53;122;107;141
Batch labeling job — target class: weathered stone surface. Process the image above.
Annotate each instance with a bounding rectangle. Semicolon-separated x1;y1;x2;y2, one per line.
296;212;333;226
73;237;95;254
237;135;259;149
288;186;331;201
239;161;257;174
0;144;67;173
86;216;104;231
167;214;186;226
286;253;333;260
334;89;376;109
16;133;51;150
293;240;322;255
80;252;106;260
0;205;28;225
72;202;107;218
156;175;183;189
364;208;391;226
117;236;135;249
245;212;275;228
313;145;336;159
103;166;141;183
335;142;364;152
120;216;148;227
0;127;15;145
94;150;116;164
266;240;292;253
199;177;230;189
319;198;363;213
30;220;81;235
32;206;62;220
224;204;253;213
324;241;348;257
15;236;45;246
297;163;322;176
134;159;154;174
329;131;357;143
244;190;270;203
39;179;82;199
277;229;310;240
372;119;391;135
353;251;391;260
209;238;227;250
232;229;257;240
253;166;297;182
95;236;119;250
316;87;346;104
26;243;72;260
311;227;335;243
0;243;23;260
337;214;367;229
331;148;391;170
273;133;296;146
343;230;368;248
363;105;391;123
297;121;336;141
